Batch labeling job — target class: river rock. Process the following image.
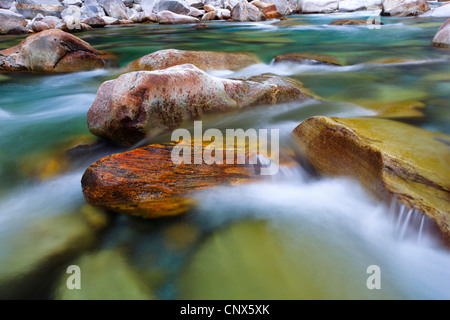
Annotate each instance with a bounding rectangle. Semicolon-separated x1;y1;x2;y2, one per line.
55;249;154;300
338;0;382;11
260;0;298;15
273;52;343;65
0;0;13;9
87;64;313;145
63;0;82;6
216;8;230;19
293;116;450;245
79;3;105;19
0;213;97;299
81;142;262;217
421;2;450;17
329;18;384;26
231;1;266;21
0;9;27;34
157;10;200;23
201;10;216;20
432;19;450;48
99;0;130;19
381;0;430;16
153;0;190;14
204;4;215;12
252;1;277;14
15;0;65;18
0;29;115;72
188;6;204;16
301;0;340;13
124;49;262;72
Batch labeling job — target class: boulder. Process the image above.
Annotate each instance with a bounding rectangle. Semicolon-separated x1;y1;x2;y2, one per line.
87;64;313;146
204;4;215;12
216;8;230;19
338;0;382;12
99;0;130;19
188;6;204;16
0;9;27;34
79;4;105;19
201;10;216;20
0;0;13;9
265;10;283;18
260;0;298;15
63;0;82;6
81;142;261;217
101;15;120;23
156;10;200;24
124;49;262;72
381;0;430;16
252;1;277;14
273;52;343;66
0;213;97;298
153;0;190;14
15;0;64;18
293;116;450;245
0;29;116;72
83;16;106;26
232;1;266;21
432;19;450;48
421;2;450;17
301;0;340;13
56;249;154;300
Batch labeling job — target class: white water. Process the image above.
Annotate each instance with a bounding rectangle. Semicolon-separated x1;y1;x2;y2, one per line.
192;165;450;299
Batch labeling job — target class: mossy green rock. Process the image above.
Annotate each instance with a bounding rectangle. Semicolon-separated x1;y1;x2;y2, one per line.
293;117;450;245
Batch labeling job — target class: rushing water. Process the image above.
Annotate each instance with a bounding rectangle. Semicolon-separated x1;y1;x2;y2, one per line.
0;12;449;299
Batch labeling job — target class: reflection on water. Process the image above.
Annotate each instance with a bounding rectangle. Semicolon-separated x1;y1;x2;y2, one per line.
0;13;449;299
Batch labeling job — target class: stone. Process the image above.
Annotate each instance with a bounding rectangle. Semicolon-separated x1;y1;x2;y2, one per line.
260;0;298;15
301;0;340;13
293;116;450;245
0;29;116;72
204;4;215;12
0;213;97;298
188;6;204;16
101;15;119;23
272;52;343;66
253;1;277;14
216;8;230;19
124;49;262;72
15;0;64;18
329;18;384;26
421;2;450;17
432;19;450;48
99;0;130;19
56;249;154;300
81;142;261;217
231;1;266;21
154;0;190;14
83;16;106;26
381;0;430;16
156;10;200;23
79;4;105;19
0;0;13;9
63;0;82;6
338;0;382;12
0;9;27;34
264;10;283;18
88;64;313;146
201;10;216;20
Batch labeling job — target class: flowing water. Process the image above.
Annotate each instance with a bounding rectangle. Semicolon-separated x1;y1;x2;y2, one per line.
0;12;449;299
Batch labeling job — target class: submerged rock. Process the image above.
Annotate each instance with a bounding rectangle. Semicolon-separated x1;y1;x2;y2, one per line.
0;29;116;73
124;49;262;72
381;0;430;16
81;142;261;217
0;9;27;34
329;18;384;26
272;52;343;66
0;213;97;298
231;1;266;21
432;19;450;48
55;249;154;300
87;64;314;146
293;116;450;245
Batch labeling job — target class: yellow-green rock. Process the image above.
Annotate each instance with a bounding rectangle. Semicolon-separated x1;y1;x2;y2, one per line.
56;249;154;300
293;116;450;245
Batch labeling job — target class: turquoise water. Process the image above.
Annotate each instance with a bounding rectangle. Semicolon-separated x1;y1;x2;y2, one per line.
0;12;449;299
